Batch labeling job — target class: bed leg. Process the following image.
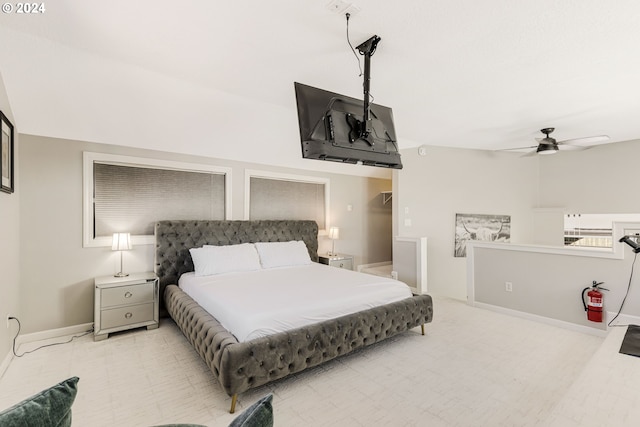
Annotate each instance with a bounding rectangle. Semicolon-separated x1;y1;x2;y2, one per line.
421;324;425;336
230;394;238;414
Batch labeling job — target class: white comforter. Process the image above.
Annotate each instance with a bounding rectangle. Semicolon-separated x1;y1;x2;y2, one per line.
178;263;413;342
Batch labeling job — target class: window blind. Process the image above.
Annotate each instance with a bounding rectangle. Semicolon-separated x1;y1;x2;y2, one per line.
249;177;325;229
94;163;225;237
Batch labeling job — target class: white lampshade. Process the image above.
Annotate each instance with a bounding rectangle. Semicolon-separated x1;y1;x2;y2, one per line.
112;233;132;251
329;227;340;240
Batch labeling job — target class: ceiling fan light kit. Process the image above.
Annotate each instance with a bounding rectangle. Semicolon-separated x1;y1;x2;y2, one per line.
536;144;559;155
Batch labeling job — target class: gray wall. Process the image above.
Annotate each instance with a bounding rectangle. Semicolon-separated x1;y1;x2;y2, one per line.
470;139;640;328
0;71;19;366
472;246;631;331
18;134;392;334
14;124;640;343
393;145;538;300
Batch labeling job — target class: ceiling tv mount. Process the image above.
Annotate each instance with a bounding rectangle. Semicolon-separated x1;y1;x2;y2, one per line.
351;35;381;147
294;31;402;169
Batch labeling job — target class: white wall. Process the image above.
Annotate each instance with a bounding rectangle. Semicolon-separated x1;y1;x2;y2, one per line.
17;134;392;334
531;140;640;244
0;71;19;369
538;140;640;213
393;145;538;300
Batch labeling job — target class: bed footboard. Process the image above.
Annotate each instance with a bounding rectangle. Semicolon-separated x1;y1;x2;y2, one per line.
165;284;433;400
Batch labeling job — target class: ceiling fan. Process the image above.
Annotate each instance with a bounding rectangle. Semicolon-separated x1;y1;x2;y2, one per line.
503;128;610;155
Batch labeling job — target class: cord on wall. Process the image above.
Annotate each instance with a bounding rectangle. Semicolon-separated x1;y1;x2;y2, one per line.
345;13;363;77
8;316;94;357
608;251;639;327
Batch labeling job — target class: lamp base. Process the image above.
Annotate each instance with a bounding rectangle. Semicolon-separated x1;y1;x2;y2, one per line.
114;272;129;277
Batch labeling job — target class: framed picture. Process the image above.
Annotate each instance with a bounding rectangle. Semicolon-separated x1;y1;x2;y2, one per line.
1;110;14;194
454;213;511;257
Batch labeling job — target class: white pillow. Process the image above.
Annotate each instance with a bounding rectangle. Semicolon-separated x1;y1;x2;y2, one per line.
189;243;262;276
254;240;312;268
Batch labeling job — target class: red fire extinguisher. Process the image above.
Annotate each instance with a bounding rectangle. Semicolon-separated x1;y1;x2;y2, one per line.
582;281;609;322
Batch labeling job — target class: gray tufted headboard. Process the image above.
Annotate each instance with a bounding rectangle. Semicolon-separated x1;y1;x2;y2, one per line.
154;220;319;311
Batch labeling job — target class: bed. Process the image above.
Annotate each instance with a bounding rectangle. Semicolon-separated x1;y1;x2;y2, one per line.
155;220;433;413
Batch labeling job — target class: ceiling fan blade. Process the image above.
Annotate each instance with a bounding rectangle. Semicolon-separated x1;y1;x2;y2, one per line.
498;145;537;152
557;144;587;151
558;135;610;146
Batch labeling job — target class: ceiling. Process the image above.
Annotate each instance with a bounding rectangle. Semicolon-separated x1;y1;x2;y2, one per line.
1;0;640;176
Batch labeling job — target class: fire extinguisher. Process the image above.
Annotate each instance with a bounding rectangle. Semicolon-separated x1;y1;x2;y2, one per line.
581;281;609;322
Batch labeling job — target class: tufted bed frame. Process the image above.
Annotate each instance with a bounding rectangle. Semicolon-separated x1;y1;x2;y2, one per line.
155;219;434;413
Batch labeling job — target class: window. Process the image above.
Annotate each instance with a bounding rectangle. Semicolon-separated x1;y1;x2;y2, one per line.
83;152;232;247
564;213;640;248
245;170;329;232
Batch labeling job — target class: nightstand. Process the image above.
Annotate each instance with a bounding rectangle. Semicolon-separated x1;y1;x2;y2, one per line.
94;272;159;341
319;254;354;270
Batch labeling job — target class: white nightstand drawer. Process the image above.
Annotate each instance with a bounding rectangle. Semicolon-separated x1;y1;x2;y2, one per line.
101;303;155;330
331;259;353;270
319;254;354;271
101;282;154;308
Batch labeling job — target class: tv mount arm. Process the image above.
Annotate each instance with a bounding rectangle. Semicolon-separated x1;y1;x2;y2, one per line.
620;235;640;253
349;35;381;146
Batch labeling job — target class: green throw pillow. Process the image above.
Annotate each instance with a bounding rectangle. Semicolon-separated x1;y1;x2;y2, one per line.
0;376;79;427
228;394;273;427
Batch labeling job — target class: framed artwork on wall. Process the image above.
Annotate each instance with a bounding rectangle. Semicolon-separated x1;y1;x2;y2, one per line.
454;213;511;257
0;110;14;194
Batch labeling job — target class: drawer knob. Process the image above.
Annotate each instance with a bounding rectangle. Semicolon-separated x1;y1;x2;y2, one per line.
125;312;133;319
124;292;133;298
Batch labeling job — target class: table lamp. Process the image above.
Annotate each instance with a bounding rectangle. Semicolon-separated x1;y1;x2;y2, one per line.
112;232;132;277
328;227;340;256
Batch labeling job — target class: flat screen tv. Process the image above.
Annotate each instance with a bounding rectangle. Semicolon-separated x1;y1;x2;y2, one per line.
294;82;403;169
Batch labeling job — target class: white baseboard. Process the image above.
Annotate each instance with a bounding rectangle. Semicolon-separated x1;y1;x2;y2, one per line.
356;261;392;272
1;322;93;380
472;302;608;337
606;312;640;327
15;322;94;346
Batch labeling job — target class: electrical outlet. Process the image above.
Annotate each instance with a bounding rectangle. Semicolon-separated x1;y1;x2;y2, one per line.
505;282;513;292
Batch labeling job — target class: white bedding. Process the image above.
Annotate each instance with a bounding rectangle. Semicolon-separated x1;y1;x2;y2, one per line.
178;263;413;342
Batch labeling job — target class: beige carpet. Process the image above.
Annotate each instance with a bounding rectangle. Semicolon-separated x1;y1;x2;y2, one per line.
0;296;604;426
